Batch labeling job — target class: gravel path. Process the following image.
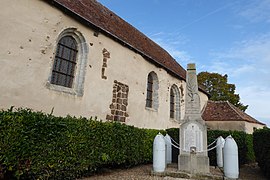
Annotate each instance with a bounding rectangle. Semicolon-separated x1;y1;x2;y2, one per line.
82;163;267;180
239;163;267;180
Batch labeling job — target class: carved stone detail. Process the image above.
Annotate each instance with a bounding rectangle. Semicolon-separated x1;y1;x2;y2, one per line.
184;64;201;120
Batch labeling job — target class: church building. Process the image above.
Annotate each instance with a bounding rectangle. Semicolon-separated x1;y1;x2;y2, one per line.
0;0;210;129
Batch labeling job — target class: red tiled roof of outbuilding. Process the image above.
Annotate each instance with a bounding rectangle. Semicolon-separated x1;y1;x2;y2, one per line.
48;0;187;80
202;101;265;125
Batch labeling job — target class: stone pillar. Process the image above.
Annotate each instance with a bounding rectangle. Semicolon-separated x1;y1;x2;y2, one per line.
178;63;209;174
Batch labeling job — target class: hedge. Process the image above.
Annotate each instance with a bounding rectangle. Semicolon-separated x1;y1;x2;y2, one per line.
0;108;163;179
0;107;257;179
208;130;255;166
166;128;255;166
253;127;270;178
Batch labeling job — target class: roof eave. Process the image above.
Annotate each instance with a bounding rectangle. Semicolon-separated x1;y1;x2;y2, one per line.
205;119;265;125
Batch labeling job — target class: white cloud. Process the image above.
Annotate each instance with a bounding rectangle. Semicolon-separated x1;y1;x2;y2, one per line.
150;32;190;46
237;85;270;126
238;0;270;23
149;32;193;64
209;33;270;77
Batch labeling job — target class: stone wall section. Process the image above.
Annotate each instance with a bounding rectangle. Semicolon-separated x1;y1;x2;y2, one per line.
101;48;110;79
107;80;129;122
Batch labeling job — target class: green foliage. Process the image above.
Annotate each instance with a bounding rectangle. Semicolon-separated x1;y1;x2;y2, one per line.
253;127;270;178
166;128;179;143
166;128;255;166
245;134;255;163
0;108;161;179
197;72;248;111
207;130;255;166
166;128;180;163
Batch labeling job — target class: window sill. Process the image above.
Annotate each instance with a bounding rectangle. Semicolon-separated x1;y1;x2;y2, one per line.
145;107;158;112
170;117;180;123
46;81;82;96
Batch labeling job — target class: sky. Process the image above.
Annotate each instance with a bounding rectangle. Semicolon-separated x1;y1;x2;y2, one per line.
98;0;270;126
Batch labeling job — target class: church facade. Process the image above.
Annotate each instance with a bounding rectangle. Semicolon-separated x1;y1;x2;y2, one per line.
0;0;209;129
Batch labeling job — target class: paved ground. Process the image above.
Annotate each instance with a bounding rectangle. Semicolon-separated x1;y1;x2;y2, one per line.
82;163;267;180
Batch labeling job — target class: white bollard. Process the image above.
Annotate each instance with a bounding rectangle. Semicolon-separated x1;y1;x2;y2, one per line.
223;135;239;179
153;132;166;172
216;136;225;168
164;134;172;164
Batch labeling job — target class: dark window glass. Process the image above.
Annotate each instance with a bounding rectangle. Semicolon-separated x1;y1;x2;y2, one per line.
51;36;78;88
170;88;175;118
146;74;153;108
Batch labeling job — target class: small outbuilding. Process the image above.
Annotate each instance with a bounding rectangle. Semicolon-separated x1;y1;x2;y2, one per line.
202;101;265;134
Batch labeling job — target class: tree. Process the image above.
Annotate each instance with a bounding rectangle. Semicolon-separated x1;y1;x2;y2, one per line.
198;71;248;111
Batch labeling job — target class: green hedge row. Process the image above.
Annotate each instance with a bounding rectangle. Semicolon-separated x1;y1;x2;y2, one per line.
208;130;255;166
253;127;270;178
0;108;163;179
0;107;257;179
166;128;255;166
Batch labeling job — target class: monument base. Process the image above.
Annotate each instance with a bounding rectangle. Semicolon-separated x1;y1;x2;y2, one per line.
151;163;223;180
178;153;209;174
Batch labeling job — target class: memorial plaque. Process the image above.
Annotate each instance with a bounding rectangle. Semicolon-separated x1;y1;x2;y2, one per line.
183;123;203;152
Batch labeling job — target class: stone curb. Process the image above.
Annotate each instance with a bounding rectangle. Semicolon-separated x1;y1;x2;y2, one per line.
151;170;224;180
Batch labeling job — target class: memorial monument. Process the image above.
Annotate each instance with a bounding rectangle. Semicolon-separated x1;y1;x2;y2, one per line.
178;63;209;174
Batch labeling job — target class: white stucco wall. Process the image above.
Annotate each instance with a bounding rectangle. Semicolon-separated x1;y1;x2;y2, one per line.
206;121;265;134
0;0;208;130
244;122;265;134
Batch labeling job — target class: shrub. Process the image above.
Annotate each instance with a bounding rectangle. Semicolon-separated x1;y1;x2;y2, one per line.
253;127;270;178
207;130;255;166
166;128;255;166
0;108;162;179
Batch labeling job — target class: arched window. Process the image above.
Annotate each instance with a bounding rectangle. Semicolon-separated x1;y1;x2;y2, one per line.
51;36;77;88
47;28;88;96
146;74;153;108
146;71;159;110
170;84;181;121
170;88;175;118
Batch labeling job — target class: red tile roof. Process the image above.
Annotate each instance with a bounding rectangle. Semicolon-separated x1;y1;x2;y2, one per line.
202;101;265;125
48;0;186;80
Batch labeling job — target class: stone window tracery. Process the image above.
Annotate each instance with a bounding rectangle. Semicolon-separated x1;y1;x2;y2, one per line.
170;88;175;118
170;84;181;121
47;28;88;96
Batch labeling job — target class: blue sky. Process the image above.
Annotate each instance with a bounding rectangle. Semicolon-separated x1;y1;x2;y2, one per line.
98;0;270;126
